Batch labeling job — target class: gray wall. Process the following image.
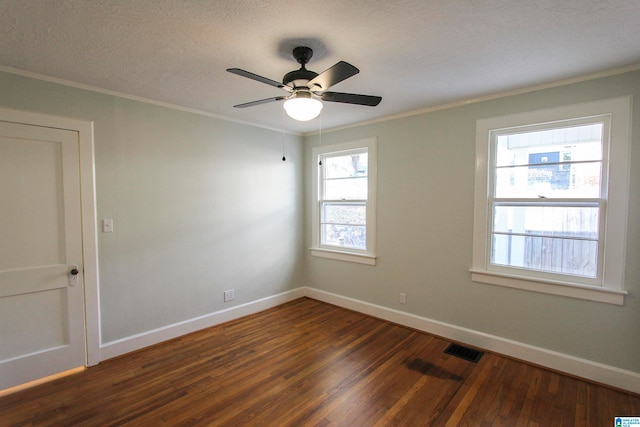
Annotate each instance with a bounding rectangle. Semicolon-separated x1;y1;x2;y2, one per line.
304;70;640;373
2;69;638;375
0;71;305;343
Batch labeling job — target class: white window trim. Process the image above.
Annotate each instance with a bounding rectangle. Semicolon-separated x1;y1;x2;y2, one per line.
311;138;377;265
471;97;631;305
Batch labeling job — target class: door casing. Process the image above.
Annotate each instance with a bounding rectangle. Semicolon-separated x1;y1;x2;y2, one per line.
0;107;101;369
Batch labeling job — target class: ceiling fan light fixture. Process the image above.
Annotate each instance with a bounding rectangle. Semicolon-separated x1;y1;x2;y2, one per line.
283;92;323;121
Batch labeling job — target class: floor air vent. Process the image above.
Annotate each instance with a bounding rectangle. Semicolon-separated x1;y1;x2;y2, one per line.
444;343;484;363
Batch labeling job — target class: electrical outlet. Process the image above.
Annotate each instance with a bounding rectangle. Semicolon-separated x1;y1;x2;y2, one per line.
399;293;407;305
224;289;235;302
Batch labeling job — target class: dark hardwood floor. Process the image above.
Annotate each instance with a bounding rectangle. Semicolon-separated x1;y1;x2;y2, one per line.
1;297;639;426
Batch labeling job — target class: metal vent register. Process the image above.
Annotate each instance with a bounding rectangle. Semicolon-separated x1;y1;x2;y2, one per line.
444;343;484;363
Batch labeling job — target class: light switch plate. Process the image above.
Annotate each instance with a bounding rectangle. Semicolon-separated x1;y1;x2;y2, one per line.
102;219;114;233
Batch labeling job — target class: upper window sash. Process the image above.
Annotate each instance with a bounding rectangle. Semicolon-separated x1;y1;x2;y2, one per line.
488;117;609;200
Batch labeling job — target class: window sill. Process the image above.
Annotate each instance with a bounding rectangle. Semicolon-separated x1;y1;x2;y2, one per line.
310;248;376;265
469;269;626;305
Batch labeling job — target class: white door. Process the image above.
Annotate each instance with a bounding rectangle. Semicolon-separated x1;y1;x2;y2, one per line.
0;120;86;390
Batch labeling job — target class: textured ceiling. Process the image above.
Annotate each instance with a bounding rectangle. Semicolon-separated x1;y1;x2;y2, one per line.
1;0;639;134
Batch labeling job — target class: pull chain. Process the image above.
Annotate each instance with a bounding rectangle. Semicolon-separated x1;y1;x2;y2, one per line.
281;107;286;161
318;111;323;166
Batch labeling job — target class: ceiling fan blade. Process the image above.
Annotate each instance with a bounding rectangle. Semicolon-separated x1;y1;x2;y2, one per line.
321;91;382;106
227;68;291;91
307;61;359;91
233;96;288;108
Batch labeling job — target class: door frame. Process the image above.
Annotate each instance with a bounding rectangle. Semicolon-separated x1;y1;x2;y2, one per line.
0;107;101;367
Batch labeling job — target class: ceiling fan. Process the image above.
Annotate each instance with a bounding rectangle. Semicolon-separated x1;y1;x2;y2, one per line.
227;46;382;121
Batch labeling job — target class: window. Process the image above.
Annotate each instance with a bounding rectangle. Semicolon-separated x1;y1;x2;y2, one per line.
491;121;604;282
471;97;631;305
311;138;377;265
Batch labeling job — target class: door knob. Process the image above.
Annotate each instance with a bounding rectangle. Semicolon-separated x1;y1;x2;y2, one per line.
69;265;80;286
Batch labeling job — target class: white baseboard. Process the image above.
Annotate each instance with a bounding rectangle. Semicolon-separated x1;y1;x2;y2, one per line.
303;287;640;395
99;285;639;394
100;288;305;361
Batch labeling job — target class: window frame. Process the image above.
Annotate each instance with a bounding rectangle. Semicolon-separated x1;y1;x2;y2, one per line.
471;97;631;305
311;138;377;265
488;117;608;286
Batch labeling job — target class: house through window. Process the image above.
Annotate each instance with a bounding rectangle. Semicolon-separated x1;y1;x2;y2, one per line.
491;121;604;280
320;150;368;250
471;97;631;304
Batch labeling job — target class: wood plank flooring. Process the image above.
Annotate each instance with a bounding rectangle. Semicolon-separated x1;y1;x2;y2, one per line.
1;297;639;426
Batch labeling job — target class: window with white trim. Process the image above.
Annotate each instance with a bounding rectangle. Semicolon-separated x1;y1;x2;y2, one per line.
471;97;631;305
311;138;377;265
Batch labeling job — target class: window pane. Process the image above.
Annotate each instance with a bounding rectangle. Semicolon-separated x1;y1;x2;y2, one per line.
321;224;366;250
322;203;366;225
496;123;603;167
495;161;601;198
491;234;598;278
324;153;368;179
324;177;367;200
494;123;603;199
493;205;599;239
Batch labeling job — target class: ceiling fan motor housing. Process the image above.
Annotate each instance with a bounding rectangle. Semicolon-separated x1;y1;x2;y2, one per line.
283;47;318;88
282;68;318;88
